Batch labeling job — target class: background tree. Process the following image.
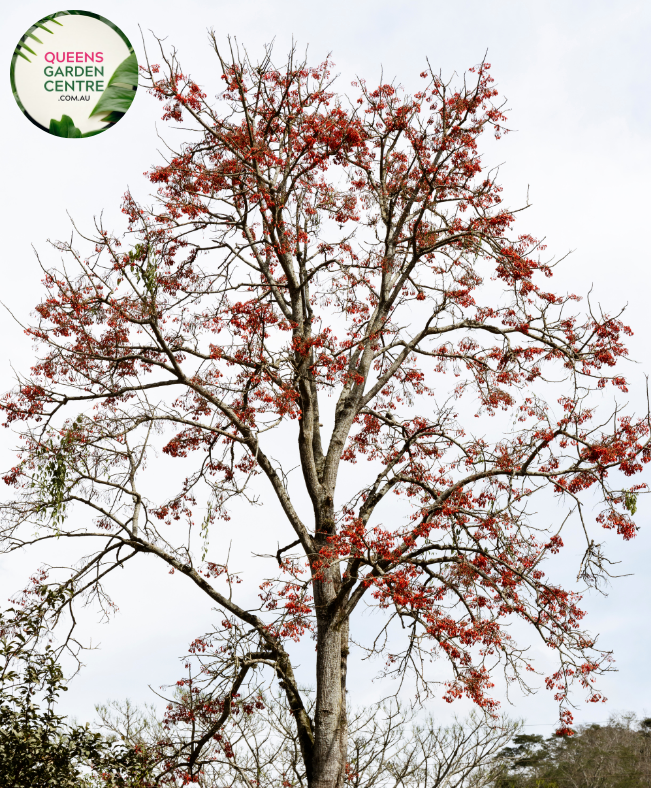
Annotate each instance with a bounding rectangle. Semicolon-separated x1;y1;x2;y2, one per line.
0;37;648;787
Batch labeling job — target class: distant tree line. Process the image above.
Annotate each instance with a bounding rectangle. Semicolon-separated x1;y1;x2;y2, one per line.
495;714;651;788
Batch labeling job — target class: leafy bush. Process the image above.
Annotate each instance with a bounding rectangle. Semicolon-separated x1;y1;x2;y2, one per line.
0;597;153;787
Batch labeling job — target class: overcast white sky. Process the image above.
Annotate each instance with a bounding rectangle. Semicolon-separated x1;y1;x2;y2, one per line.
1;0;650;736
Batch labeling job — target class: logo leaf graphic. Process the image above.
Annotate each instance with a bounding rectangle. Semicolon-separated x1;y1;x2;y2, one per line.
49;115;82;138
89;53;138;120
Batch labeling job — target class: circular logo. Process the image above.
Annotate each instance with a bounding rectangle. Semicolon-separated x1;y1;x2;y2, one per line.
10;11;137;138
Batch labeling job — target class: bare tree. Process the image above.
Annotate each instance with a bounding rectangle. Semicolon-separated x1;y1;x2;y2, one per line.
94;689;522;787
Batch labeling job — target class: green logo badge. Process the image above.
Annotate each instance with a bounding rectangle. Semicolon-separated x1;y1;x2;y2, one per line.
10;11;137;138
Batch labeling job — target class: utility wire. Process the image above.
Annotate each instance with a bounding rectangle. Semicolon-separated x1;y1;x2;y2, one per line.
522;719;614;728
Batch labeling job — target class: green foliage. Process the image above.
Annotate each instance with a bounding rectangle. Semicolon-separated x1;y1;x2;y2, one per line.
0;601;154;787
497;734;549;773
623;489;638;515
200;503;213;561
127;244;157;297
31;417;82;528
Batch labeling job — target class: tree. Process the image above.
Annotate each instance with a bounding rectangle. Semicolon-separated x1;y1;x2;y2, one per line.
495;714;651;787
0;37;648;787
0;596;152;787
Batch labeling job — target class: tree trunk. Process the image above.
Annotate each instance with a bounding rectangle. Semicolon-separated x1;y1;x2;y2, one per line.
313;615;344;786
310;503;349;787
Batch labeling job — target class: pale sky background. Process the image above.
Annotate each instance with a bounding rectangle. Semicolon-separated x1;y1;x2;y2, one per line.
1;0;650;738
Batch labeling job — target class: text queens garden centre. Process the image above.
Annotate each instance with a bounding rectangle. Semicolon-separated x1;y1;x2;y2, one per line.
44;51;105;95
